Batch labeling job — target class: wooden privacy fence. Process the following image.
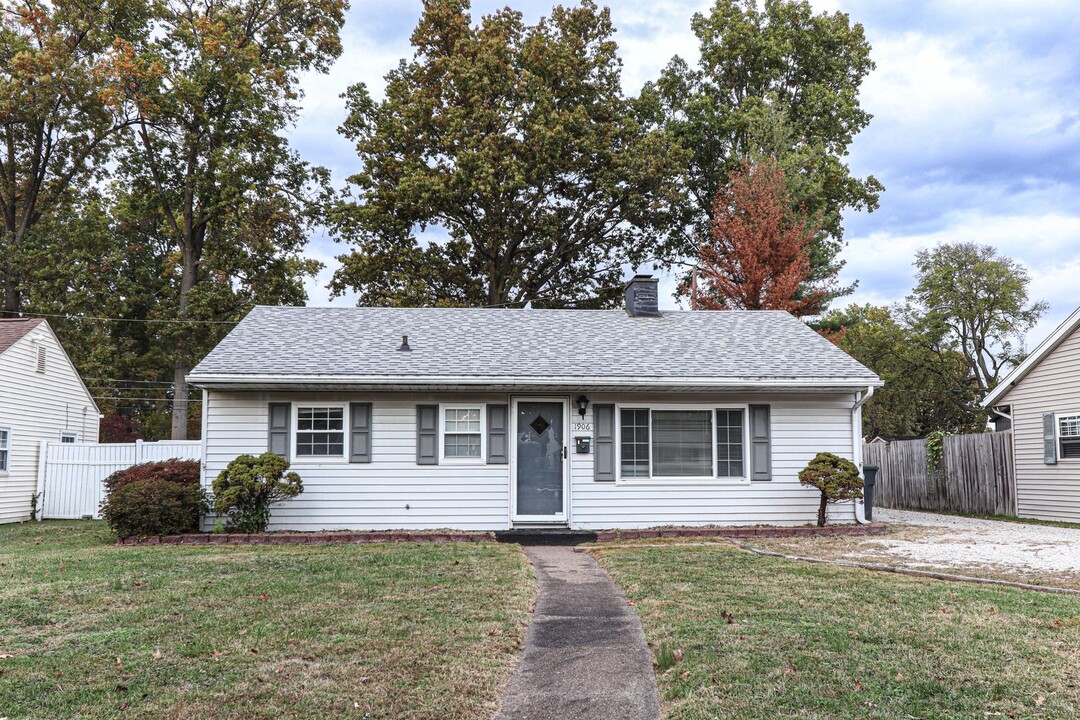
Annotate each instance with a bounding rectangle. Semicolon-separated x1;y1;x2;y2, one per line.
36;440;203;520
864;431;1015;516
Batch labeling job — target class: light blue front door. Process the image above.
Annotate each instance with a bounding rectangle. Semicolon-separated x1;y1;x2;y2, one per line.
515;401;566;518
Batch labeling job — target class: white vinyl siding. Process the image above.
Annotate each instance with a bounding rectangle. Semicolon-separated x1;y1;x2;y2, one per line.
202;389;857;531
0;324;99;523
993;323;1080;522
203;391;511;531
572;393;857;529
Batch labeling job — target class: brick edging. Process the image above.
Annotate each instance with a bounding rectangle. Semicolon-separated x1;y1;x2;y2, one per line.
593;524;888;543
117;530;498;546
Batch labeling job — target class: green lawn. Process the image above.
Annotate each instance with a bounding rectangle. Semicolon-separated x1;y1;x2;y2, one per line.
0;521;534;720
593;544;1080;719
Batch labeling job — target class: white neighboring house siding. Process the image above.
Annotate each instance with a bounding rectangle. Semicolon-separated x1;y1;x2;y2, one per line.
203;389;858;531
993;325;1080;522
0;324;99;524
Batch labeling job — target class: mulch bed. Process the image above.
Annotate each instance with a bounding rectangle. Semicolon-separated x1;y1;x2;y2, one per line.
117;523;887;546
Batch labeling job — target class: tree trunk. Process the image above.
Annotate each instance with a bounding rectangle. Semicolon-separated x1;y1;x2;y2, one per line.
170;242;199;440
2;279;18;317
817;494;828;527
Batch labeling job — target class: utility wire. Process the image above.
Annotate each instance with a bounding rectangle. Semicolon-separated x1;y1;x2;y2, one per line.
15;311;240;325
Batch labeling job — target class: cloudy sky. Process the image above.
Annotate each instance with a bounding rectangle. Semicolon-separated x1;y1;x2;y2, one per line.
288;0;1080;349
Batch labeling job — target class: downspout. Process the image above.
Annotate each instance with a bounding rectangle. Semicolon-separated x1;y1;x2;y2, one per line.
851;386;875;524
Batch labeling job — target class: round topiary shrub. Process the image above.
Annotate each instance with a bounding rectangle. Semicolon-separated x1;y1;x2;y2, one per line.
100;459;209;539
798;452;863;527
212;453;303;533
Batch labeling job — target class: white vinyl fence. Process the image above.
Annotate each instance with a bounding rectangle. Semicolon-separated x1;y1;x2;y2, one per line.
37;440;203;520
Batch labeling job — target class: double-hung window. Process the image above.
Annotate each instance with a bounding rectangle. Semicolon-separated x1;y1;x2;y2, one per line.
618;407;747;480
295;406;345;457
1059;414;1080;459
442;407;483;460
0;426;10;471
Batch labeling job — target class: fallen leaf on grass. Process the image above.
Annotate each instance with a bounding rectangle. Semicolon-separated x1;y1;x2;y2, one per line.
1036;696;1045;707
854;679;863;692
152;649;163;661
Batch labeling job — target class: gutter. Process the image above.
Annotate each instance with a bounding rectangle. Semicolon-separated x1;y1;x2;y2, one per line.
851;386;876;525
187;373;884;390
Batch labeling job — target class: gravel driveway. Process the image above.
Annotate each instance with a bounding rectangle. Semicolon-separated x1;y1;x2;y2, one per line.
874;508;1080;574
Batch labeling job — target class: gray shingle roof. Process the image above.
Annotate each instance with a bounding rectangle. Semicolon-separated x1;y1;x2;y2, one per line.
189;306;879;386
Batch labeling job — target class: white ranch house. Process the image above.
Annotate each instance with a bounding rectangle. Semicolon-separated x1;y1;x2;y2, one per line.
0;318;100;524
189;276;882;531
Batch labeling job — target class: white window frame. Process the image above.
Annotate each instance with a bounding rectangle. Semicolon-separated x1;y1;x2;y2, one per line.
292;403;349;462
614;403;751;484
439;404;486;464
1055;412;1080;462
0;425;11;473
60;431;79;444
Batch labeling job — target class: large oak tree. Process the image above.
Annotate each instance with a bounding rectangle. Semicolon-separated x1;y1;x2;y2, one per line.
109;0;345;438
641;0;882;303
331;0;688;308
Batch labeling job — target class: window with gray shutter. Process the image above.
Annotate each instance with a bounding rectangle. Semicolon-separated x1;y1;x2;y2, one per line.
749;404;771;481
417;405;439;465
594;404;615;482
487;404;509;464
268;403;290;459
350;403;372;463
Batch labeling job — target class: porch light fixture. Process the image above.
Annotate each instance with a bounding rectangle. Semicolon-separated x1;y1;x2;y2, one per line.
576;394;589;418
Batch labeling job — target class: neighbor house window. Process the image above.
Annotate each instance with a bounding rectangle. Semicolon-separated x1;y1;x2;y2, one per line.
618;407;747;480
1059;415;1080;459
442;407;482;459
0;427;10;471
295;406;345;457
60;431;78;444
620;408;650;477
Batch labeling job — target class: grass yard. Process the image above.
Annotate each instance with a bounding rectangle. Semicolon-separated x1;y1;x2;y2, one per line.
593;544;1080;719
0;521;534;720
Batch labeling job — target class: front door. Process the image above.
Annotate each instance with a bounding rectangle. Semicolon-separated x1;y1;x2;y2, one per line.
512;399;568;522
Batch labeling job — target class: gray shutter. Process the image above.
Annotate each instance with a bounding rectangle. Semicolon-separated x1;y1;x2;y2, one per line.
1044;412;1058;465
350;402;372;463
487;404;509;464
417;405;439;465
594;404;615;482
268;402;290;459
750;404;771;481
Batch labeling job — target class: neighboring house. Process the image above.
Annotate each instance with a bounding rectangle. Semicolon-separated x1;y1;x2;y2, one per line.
0;319;100;524
983;305;1080;522
189;276;882;531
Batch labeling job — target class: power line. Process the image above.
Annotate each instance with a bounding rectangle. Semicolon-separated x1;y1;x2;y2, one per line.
16;311;239;325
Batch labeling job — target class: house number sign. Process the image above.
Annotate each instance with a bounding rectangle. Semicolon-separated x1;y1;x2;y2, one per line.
572;422;592;433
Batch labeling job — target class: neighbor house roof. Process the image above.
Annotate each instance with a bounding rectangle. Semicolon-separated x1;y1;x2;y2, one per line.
189;306;881;392
982;304;1080;408
0;317;44;355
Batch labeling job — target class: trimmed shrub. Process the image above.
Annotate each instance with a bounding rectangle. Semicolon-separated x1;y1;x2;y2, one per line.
100;460;208;539
104;459;201;493
798;452;863;527
212;453;303;533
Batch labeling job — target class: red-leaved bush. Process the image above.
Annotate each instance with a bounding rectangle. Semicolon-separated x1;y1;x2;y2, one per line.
101;460;207;538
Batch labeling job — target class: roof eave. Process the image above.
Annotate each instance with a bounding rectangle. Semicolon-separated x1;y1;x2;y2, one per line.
187;373;882;392
981;305;1080;408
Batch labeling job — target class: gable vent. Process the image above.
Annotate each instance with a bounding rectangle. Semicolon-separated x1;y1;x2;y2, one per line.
36;346;46;373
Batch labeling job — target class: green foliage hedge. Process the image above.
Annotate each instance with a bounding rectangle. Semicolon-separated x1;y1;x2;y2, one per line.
799;452;863;527
100;460;208;539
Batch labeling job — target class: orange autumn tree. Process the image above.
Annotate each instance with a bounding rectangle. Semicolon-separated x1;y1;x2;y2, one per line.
694;160;837;316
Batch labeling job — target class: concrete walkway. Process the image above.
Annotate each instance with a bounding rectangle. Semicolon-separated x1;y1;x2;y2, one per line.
495;545;659;720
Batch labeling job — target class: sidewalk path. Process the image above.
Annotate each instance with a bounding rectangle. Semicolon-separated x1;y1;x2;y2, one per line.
494;545;659;720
